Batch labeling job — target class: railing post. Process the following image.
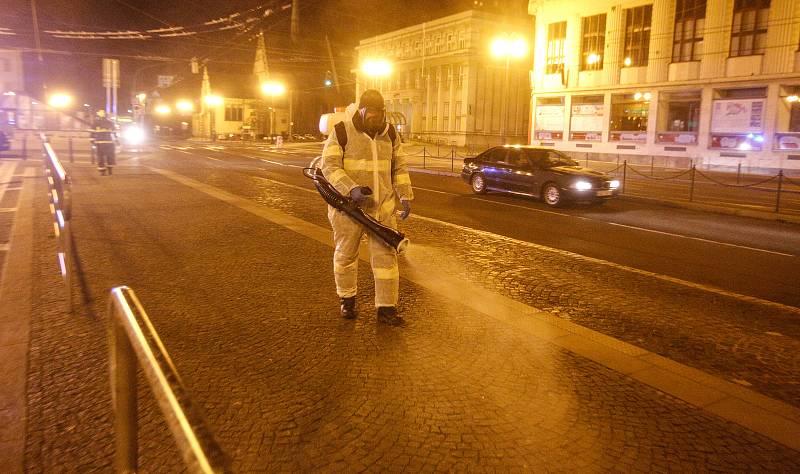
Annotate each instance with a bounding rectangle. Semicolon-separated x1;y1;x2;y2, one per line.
689;165;696;202
650;155;654;176
423;147;427;169
622;160;627;194
737;163;742;184
110;314;139;473
451;148;454;173
69;137;74;163
22;135;27;160
775;170;783;213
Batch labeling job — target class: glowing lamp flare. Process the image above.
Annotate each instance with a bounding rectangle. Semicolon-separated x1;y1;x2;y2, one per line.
204;95;223;106
587;53;601;65
176;100;194;112
361;59;392;77
491;36;527;58
48;93;73;108
787;95;799;103
155;104;171;115
261;82;286;96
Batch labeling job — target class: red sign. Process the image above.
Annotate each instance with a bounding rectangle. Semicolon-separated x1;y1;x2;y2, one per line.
774;133;800;150
536;131;563;140
656;132;697;144
569;131;602;141
709;133;763;151
609;131;647;142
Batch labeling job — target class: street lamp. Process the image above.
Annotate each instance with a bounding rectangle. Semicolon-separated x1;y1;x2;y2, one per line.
175;100;194;113
204;94;223;142
490;34;528;144
155;104;172;115
261;81;286;140
48;93;73;109
359;59;392;97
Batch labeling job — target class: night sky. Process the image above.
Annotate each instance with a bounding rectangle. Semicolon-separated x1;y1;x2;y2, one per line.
1;0;528;106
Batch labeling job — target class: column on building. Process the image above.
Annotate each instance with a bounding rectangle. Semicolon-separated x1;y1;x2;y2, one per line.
762;0;799;75
646;0;674;83
700;0;730;79
448;61;456;143
567;15;582;88
603;5;624;86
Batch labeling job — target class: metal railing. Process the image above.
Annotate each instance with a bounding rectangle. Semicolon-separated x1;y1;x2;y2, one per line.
41;134;73;311
108;286;230;473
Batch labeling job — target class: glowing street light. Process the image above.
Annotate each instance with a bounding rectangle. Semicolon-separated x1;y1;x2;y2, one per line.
624;57;632;67
175;100;194;113
787;95;799;103
260;81;286;96
361;59;393;78
155;104;171;115
48;93;73;109
587;53;602;65
490;36;527;59
204;95;223;106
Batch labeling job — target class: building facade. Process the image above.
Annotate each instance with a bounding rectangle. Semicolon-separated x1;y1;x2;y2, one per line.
529;0;800;170
355;10;532;147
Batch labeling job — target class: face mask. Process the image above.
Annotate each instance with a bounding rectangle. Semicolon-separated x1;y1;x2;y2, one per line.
360;107;385;133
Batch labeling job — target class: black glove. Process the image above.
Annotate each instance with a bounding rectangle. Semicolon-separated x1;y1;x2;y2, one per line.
399;200;411;220
349;186;373;206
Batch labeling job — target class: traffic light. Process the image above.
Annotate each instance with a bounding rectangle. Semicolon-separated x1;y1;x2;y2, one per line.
324;71;333;88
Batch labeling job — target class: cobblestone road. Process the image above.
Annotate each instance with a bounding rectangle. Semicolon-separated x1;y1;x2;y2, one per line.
19;146;800;471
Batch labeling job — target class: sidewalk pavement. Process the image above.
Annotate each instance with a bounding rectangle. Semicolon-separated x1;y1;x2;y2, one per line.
1;149;799;470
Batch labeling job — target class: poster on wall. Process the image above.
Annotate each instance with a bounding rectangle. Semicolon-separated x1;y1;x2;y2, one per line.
569;104;604;140
535;105;565;135
709;133;763;151
710;99;765;134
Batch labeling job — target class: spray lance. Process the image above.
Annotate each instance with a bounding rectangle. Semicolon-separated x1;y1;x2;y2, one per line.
303;156;410;255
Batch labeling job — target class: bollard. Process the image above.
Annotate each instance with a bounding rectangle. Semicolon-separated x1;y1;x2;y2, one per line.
110;319;139;473
451;149;455;173
69;138;74;163
775;170;783;213
616;154;620;168
650;155;654;176
22;135;27;160
622;160;627;193
737;163;742;184
689;165;696;202
423;147;427;169
586;153;589;168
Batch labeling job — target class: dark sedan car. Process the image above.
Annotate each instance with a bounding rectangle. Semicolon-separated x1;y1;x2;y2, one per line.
461;145;620;207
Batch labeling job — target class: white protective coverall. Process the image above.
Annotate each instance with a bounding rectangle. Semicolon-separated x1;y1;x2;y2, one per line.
321;114;414;308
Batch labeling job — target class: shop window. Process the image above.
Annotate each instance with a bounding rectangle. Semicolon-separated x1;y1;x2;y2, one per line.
459;31;467;49
455;101;463;131
570;95;604;141
623;5;652;67
656;90;701;144
775;86;800;150
534;96;565;140
673;0;706;62
609;93;650;142
456;65;464;88
710;87;766;150
546;22;567;75
730;0;770;57
580;14;606;71
225;106;243;122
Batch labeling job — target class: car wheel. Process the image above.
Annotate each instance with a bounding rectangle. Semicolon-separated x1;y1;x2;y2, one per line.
542;183;563;207
471;174;487;194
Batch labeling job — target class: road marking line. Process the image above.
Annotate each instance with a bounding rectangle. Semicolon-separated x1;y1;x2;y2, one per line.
414;186;457;196
603;221;794;257
0;243;8;251
148;166;800;452
470;196;574;217
206;156;222;162
258;158;303;168
0;208;18;213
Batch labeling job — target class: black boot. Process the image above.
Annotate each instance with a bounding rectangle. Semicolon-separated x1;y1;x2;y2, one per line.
377;306;403;326
340;297;357;319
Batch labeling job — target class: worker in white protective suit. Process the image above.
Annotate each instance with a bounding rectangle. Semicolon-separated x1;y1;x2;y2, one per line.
321;89;414;325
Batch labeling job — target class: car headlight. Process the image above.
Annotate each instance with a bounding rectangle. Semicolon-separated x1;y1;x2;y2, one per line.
572;180;592;191
609;180;620;189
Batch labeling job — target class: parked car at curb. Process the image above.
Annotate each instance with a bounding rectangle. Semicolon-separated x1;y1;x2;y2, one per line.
461;145;620;207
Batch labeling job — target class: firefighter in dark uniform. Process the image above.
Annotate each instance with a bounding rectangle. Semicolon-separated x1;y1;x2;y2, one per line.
91;110;116;175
